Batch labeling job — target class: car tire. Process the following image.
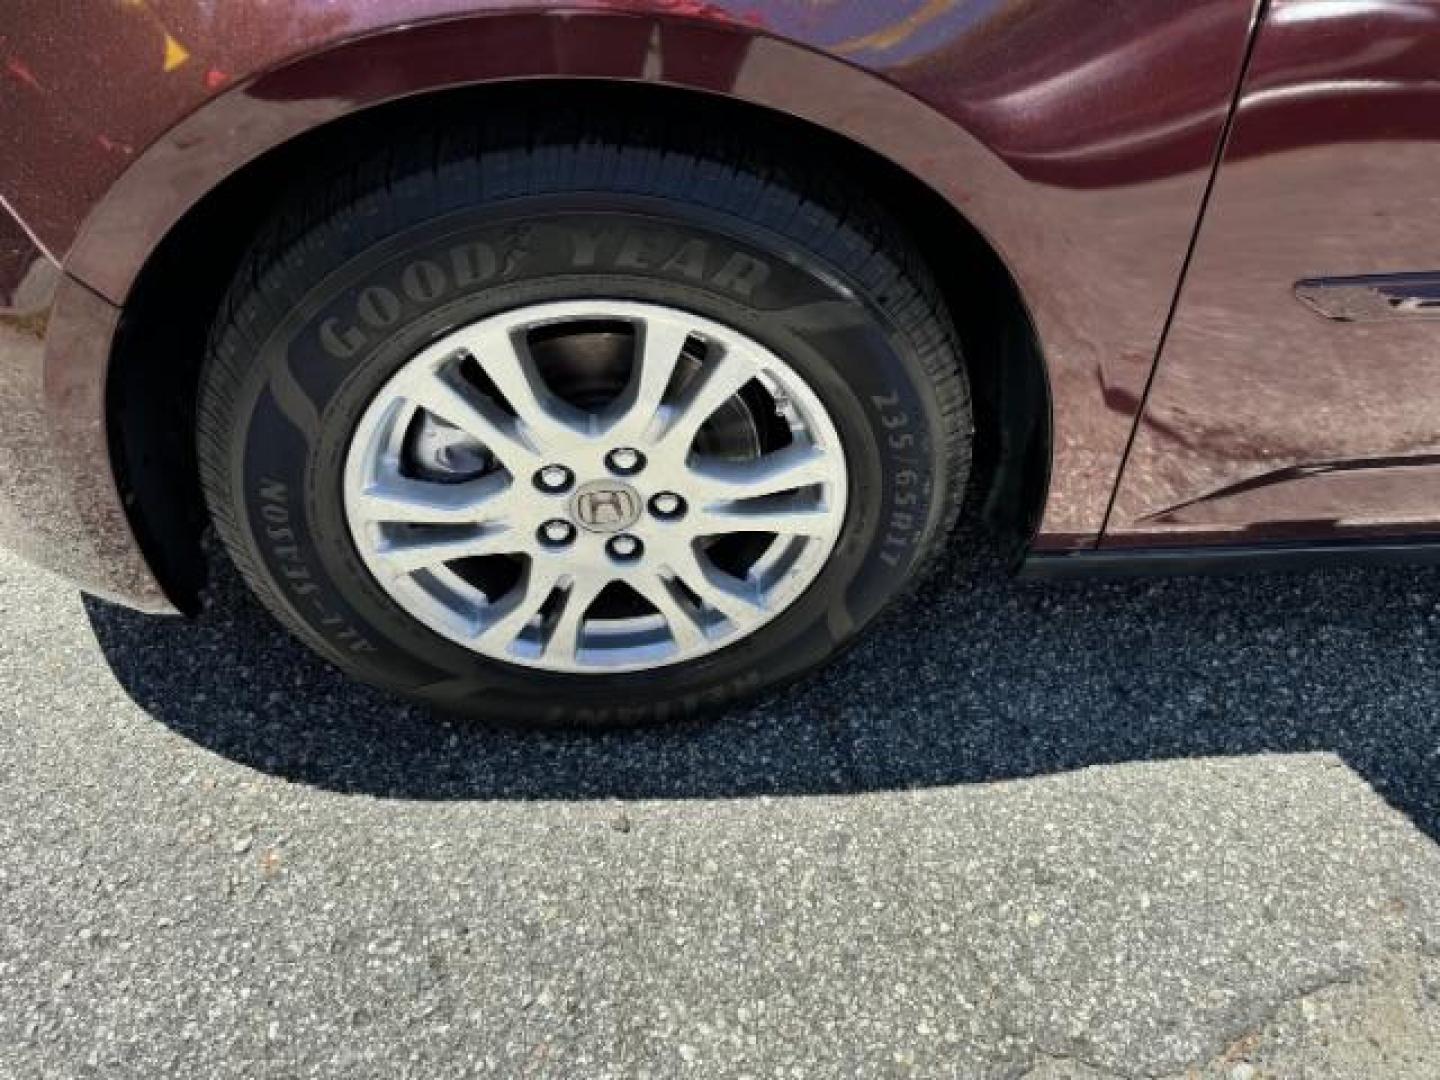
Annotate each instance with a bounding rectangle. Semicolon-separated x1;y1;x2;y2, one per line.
196;104;971;727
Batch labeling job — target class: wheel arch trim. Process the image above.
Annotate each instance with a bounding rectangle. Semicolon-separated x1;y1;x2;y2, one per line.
62;9;1027;309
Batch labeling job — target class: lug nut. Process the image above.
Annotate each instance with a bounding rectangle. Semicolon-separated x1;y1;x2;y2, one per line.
650;492;686;519
534;465;574;493
539;519;576;547
606;447;645;475
607;534;643;561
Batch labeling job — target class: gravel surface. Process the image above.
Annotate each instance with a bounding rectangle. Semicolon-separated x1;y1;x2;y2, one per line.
2;540;1439;1079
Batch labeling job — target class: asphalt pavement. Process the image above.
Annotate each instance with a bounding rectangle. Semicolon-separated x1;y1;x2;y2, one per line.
2;538;1439;1079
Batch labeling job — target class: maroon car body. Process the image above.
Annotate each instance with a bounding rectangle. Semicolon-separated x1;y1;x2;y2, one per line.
3;0;1438;613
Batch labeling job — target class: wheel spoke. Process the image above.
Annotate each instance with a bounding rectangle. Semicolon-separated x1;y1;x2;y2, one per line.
631;572;708;652
655;345;756;454
689;502;832;538
475;561;564;650
356;472;511;526
604;318;691;443
407;374;540;474
454;324;588;451
542;575;609;665
375;524;521;574
687;444;835;503
663;543;766;624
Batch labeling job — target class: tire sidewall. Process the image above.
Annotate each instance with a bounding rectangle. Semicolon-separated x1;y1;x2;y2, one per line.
222;196;954;723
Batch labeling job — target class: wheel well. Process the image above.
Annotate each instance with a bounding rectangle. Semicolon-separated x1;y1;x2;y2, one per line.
108;80;1050;612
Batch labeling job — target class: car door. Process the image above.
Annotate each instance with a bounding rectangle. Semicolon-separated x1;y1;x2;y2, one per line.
1107;0;1440;547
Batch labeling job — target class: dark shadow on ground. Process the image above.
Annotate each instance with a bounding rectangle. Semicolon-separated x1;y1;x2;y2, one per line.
86;539;1440;843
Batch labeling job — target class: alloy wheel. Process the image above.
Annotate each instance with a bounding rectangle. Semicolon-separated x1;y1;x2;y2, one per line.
343;300;849;673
